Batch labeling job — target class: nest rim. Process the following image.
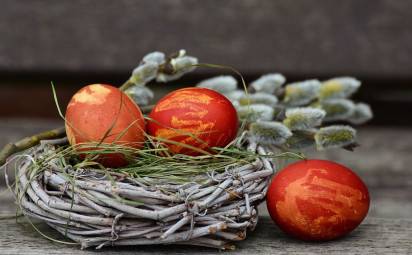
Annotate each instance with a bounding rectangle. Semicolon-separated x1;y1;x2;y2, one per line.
6;135;279;250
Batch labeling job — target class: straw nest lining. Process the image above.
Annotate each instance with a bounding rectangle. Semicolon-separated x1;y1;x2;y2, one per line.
9;136;277;250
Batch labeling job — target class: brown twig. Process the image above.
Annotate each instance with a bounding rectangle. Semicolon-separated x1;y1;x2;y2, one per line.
0;127;66;167
118;80;135;92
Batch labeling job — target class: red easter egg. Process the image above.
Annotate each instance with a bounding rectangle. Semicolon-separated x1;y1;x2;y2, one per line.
147;87;238;155
65;84;145;167
266;159;369;241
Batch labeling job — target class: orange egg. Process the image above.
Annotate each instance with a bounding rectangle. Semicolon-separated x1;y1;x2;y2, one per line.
147;87;238;155
266;159;370;241
65;84;145;167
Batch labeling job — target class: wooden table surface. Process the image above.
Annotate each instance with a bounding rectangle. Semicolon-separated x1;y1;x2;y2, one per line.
1;119;411;254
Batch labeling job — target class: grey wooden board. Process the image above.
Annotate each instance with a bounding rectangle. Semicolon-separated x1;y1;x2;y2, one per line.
1;119;411;188
1;119;412;221
1;0;412;77
0;217;410;255
0;119;412;254
1;186;411;220
305;127;412;188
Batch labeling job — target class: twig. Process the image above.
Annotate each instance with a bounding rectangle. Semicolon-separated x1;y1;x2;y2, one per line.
0;212;23;220
0;127;65;166
7;134;279;249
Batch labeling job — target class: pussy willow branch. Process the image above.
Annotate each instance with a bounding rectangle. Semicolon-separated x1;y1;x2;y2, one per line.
118;51;179;92
0;127;65;166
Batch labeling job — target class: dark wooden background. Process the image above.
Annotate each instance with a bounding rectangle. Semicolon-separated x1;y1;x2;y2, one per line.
0;0;411;125
0;2;412;253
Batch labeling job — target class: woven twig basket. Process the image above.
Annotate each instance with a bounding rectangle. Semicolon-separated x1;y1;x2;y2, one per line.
10;136;275;250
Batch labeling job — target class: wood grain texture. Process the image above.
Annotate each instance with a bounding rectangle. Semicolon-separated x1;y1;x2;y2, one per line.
305;127;412;188
0;119;411;253
1;187;411;220
1;119;411;188
0;217;410;254
0;0;411;77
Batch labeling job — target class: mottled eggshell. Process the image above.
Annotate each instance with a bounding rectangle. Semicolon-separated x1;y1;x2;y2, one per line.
65;84;145;167
147;87;238;155
266;159;370;241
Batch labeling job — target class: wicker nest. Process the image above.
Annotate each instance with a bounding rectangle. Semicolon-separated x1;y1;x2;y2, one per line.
9;136;276;250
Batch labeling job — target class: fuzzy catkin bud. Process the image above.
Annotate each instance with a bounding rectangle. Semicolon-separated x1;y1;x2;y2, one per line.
142;51;166;65
239;93;278;107
285;131;315;149
250;73;286;94
231;100;240;108
249;121;292;145
156;53;198;82
283;79;321;106
348;103;373;125
223;90;245;101
283;107;326;130
130;62;159;86
319;77;361;100
125;86;154;106
197;75;238;94
315;125;356;150
237;104;274;122
319;99;355;122
273;105;285;120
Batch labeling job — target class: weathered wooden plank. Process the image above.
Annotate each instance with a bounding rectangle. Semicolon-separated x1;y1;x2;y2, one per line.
258;187;412;220
0;0;412;77
2;187;411;220
0;120;410;253
0;217;410;254
1;119;411;188
1;78;411;126
305;127;412;188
